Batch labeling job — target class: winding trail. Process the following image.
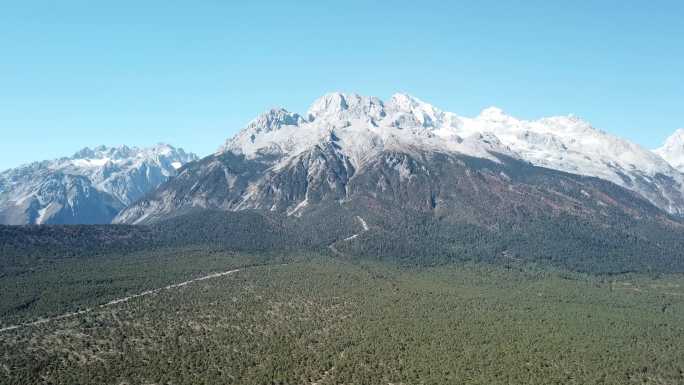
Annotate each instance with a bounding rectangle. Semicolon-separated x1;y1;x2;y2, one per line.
329;216;370;255
0;268;241;334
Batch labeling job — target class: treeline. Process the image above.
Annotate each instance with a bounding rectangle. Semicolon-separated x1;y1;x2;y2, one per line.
3;204;684;277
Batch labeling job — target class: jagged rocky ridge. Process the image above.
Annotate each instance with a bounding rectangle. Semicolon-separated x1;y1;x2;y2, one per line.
0;144;197;224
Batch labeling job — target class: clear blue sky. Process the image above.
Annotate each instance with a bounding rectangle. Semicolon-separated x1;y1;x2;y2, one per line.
1;1;682;170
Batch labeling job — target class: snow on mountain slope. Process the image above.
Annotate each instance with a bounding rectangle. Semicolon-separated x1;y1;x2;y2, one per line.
654;129;684;172
219;93;515;169
216;92;684;214
0;144;198;224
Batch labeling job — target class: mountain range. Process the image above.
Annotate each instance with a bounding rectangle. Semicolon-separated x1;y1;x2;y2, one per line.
3;93;684;273
115;92;684;222
2;92;684;229
0;144;197;224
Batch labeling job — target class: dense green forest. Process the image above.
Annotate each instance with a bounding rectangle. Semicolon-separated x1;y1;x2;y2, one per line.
2;207;684;384
4;205;684;276
1;256;683;385
0;245;304;326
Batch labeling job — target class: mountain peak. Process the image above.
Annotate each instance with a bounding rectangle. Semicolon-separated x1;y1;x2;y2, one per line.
249;108;302;132
477;106;510;122
151;142;174;151
388;93;439;112
308;92;351;115
70;143;187;161
654;128;684;172
71;145;133;160
389;93;422;109
307;92;385;121
661;128;684;149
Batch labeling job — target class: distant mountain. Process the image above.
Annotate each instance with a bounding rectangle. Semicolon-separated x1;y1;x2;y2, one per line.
0;144;198;224
654;129;684;172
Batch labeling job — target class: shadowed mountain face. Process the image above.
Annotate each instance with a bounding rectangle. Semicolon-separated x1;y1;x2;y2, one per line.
0;173;123;225
117;147;665;224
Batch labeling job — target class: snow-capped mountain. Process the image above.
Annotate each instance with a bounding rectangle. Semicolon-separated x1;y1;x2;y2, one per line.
216;92;684;215
218;93;513;167
115;92;683;225
0;144;198;224
454;107;684;215
654;129;684;172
